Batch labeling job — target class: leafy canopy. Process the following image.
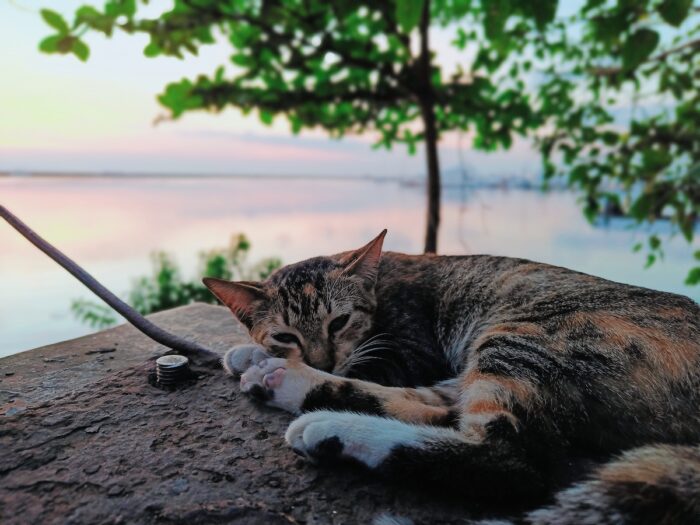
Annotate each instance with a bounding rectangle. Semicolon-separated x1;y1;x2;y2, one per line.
535;0;700;283
40;0;700;282
37;0;549;153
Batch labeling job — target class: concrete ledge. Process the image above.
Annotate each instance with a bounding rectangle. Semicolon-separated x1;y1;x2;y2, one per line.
0;303;248;411
0;303;502;524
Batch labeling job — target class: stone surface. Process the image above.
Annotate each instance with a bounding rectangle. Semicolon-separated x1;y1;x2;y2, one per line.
0;304;247;409
0;304;513;524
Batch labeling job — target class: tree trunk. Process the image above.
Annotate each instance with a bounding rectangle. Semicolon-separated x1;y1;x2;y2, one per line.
417;0;441;254
421;101;441;254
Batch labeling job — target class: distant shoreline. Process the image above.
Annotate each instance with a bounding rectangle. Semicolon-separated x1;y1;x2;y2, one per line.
0;169;549;190
0;170;403;182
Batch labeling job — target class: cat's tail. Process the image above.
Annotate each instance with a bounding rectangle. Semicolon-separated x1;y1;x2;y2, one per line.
373;443;700;525
501;443;700;524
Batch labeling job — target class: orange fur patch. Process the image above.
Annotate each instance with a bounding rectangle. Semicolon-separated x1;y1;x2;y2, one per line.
462;370;537;408
572;312;699;380
599;445;700;487
466;399;505;415
351;383;453;425
383;397;451;425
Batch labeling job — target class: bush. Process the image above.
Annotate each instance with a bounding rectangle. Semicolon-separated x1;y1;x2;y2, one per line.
71;234;281;328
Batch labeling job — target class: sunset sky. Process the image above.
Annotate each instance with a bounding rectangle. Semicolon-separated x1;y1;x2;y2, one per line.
0;0;543;178
2;1;698;356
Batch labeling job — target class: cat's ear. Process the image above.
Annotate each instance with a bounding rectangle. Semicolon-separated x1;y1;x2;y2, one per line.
203;277;266;325
341;229;387;284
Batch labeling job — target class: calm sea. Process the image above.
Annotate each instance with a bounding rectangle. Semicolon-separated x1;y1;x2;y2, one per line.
2;175;698;357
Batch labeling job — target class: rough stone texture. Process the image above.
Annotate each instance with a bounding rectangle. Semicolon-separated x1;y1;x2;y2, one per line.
0;304;513;524
0;304;248;410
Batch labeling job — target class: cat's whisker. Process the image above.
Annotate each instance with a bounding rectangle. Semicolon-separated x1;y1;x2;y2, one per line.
357;332;392;347
336;345;394;374
351;337;394;356
336;355;387;375
342;345;391;362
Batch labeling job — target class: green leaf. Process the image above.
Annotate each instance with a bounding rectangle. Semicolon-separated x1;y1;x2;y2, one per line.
72;39;90;61
231;54;252;67
40;9;69;34
601;131;618;146
289;114;302;134
158;80;203;118
144;43;161;57
105;0;136;17
123;0;137;17
260;110;274;125
642;149;672;171
484;0;511;40
39;35;61;53
629;194;652;219
396;0;424;33
679;216;694;242
649;235;661;250
532;0;557;30
658;0;692;27
622;29;659;71
685;267;700;286
76;6;101;20
75;6;113;35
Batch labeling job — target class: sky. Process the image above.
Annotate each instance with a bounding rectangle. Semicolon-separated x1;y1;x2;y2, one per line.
0;0;544;178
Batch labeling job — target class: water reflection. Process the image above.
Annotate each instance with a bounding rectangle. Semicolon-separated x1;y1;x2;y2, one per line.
1;176;698;356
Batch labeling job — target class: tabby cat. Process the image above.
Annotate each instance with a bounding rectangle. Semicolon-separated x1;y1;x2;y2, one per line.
203;230;700;523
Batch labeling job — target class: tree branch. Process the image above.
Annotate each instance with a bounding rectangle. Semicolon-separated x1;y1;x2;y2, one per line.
0;205;222;368
193;82;409;114
590;37;700;76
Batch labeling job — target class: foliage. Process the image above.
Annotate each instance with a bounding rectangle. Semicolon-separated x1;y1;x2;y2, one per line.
39;0;699;281
71;298;118;329
535;0;700;284
71;234;282;327
36;1;541;146
36;0;557;253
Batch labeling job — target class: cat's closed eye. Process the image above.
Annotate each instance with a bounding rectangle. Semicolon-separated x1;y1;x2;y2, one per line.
272;332;302;347
328;314;350;335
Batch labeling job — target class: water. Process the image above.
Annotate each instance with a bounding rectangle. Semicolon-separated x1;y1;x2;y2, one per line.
1;175;698;357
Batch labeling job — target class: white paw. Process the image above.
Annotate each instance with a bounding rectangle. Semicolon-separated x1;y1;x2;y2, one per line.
222;343;269;376
239;358;321;413
285;411;432;468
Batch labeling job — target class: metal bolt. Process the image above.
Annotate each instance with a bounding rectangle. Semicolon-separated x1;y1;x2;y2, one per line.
155;355;190;387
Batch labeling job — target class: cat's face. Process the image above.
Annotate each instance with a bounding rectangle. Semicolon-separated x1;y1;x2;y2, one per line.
205;230;385;373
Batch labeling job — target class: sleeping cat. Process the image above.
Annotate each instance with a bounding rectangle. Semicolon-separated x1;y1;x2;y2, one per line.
203;230;700;523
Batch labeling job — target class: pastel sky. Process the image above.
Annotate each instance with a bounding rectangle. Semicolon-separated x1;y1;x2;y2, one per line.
0;0;546;178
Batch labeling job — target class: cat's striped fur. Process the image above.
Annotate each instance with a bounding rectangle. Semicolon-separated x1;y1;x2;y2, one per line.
204;231;700;523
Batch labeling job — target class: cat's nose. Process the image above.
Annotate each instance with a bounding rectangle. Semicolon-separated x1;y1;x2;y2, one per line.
304;347;334;372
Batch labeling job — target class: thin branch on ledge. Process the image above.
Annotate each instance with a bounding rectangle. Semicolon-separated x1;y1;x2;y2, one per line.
0;204;222;368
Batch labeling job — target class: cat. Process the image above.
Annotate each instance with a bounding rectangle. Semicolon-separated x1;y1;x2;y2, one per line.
203;230;700;523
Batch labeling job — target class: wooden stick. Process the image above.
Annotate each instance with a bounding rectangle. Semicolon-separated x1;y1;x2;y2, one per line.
1;204;222;368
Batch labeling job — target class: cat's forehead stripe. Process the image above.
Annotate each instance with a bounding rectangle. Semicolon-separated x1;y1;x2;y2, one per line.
268;256;347;322
271;256;338;287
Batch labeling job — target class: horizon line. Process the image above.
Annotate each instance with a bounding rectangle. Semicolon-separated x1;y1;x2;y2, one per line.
0;169;409;181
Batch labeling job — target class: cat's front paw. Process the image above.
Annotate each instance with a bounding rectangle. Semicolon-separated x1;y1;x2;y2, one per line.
222;343;270;376
285;411;423;468
240;358;321;414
